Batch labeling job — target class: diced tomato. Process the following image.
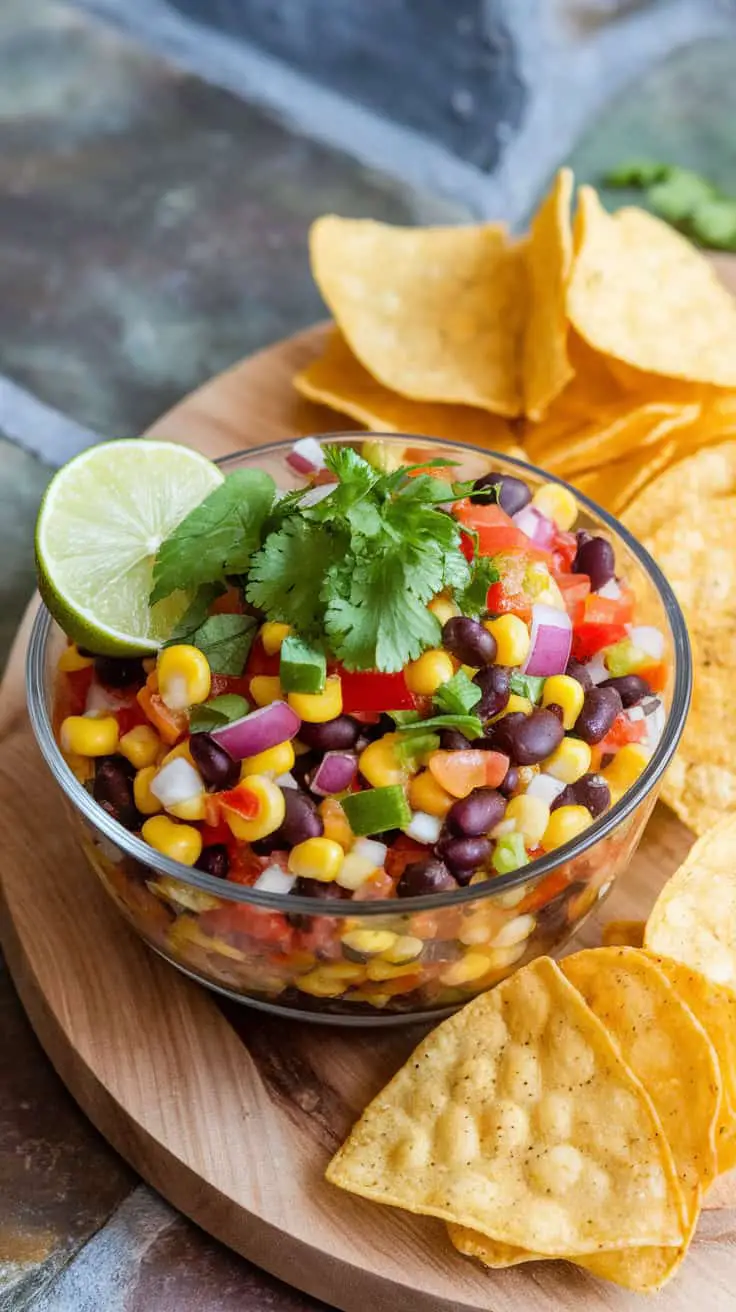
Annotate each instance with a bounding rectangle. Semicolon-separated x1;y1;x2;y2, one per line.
459;529;475;563
454;499;529;555
571;622;628;663
338;668;417;714
582;586;634;627
210;585;245;615
243;637;280;684
596;712;647;755
358;870;396;900
200;817;231;848
64;667;95;716
554;572;590;625
201;904;292;949
636;661;668;694
202;794;223;829
429;749;509;797
518;868;570;915
209;673;252;700
136;685;187;744
385;835;428;881
115;701;149;736
550;530;578;574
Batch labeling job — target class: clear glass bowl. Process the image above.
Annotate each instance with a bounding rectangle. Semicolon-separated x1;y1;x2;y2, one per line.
26;435;691;1025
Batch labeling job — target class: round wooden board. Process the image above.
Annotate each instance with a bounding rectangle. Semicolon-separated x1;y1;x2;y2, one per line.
3;316;736;1312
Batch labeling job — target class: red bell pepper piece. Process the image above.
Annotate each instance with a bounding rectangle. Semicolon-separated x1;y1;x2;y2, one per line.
219;781;260;820
518;868;570;915
571;622;628;663
454;499;529;555
338;669;417;714
550;530;578;574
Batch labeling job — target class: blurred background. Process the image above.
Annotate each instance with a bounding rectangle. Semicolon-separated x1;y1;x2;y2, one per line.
2;0;736;1304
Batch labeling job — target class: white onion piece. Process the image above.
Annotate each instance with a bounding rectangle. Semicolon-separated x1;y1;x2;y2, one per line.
352;838;388;867
403;812;443;844
151;758;203;806
629;625;665;661
211;701;301;760
525;773;566;805
596;578;622;601
642;700;666;753
625;705;645;723
521;603;572;676
309;751;358;796
254;865;296;894
512;504;555;548
585;652;610;685
85;683;130;714
299;482;338;508
275;772;299;789
287;437;326;474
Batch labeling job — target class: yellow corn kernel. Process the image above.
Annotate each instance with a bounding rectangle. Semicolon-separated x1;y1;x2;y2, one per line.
157;645;211;710
312;960;367;983
335;852;377;891
541;804;593;852
167;793;207;821
141;815;203;865
359;733;407;788
428;594;459;625
134;765;164;815
221;775;285;842
405;649;455;696
296;970;349;998
490;913;536;949
541;674;585;730
319;797;353;849
260;621;291;655
362;438;406;473
408;769;454;818
119;724;161;770
240;740;295;779
489;692;532;723
602;743;650;792
366;959;419;982
484;614;530;667
250;675;282;707
58;644;94;673
288;836;344;882
439;952;492;987
504;794;550;846
342;928;397;956
532;482;578;531
543;737;591;784
64;751;94;784
60;715;119;757
159;739;196;768
288;675;342;723
381;934;423;964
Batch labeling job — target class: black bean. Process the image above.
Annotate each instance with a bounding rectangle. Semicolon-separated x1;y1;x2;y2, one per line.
599;674;650;708
353;713;395;744
94;655;145;688
435;835;492;882
189;733;240;789
442;617;496;667
545;703;564;723
471;471;531;516
195;844;229;878
440;728;472;752
503;708;565;766
249;834;283;856
552;772;611;817
574;686;622;744
278;789;324;847
289;751;319;789
499;765;519;796
297;715;361;751
93;756;140;830
484;712;527;756
446;788;506;837
396;859;458;898
573;535;615;591
473;664;511;720
288;878;352;924
565;658;593;691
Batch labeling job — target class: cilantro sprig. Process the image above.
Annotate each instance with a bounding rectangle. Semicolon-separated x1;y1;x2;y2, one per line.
604;159;736;251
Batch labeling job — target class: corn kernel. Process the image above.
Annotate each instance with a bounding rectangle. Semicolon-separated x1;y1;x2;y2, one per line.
541;674;585;730
159;739;196;768
221;775;285;842
428;594;459;625
485;941;527;971
541;804;593;852
405;649;455;696
288;676;342;723
543;737;591;784
58;644;94;673
342;929;397;956
60;715;119;757
167;793;207;821
288;836;344;882
504;794;550;846
359;734;408;788
250;675;283;707
64;751;94;784
380;934;423;964
119;724;161;770
310;961;366;982
490;913;536;949
260;621;291;655
440;952;492;987
489;692;532;723
484;614;530;667
319;797;353;849
295;970;348;998
240;740;295;779
532;482;578;531
602;743;650;792
134;765;164;815
157;645;211;710
408;769;454;818
141;815;202;865
366;959;419;982
335;853;377;891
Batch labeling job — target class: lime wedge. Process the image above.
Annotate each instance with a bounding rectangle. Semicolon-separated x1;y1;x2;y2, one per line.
36;439;224;656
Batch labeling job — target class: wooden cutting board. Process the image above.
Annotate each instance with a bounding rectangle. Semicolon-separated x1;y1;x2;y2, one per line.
3;317;736;1312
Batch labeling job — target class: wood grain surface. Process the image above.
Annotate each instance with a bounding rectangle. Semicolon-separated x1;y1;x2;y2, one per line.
3;304;736;1310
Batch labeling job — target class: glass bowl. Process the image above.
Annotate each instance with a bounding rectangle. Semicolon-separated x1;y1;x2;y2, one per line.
26;435;691;1025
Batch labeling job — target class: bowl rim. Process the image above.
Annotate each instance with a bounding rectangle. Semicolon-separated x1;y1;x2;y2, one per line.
26;432;692;918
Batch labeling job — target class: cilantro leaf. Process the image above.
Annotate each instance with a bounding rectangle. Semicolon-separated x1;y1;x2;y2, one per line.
509;672;545;704
394;732;440;770
164;582;226;646
434;670;482;716
246;517;348;635
190;614;257;675
455;557;500;617
151;470;275;604
604;159;672;188
389;710;484;739
325;548;441;672
189;693;249;733
690;197;736;250
648;169;716;224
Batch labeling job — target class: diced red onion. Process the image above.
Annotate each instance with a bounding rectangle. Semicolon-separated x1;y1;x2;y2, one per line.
402;811;443;844
512;504;556;549
352;838;388;867
309;751;358;796
254;865;296;894
597;578;622;601
586;652;610;685
299;482;338;508
525;773;566;805
210;701;301;760
629;625;665;661
286;437;326;476
521;603;572;676
151;758;203;806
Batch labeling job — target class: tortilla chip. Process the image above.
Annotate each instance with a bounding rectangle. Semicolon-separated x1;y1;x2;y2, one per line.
526;400;700;480
310;216;524;415
645;817;736;991
327;957;684;1256
523;169;575;420
294;329;521;452
568;188;736;387
624;439;736;542
573;439;685;517
602;920;645;948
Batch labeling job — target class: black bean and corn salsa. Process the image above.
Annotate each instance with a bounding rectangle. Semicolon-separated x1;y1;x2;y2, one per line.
48;439;668;1011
